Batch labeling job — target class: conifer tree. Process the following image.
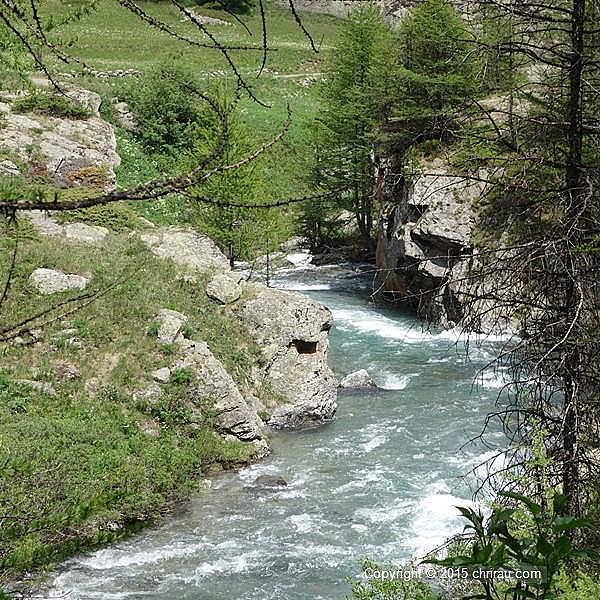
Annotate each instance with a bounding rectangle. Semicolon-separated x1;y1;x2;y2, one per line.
186;97;284;266
396;0;478;114
303;5;395;251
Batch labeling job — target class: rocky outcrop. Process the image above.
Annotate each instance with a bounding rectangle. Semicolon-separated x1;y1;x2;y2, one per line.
0;86;120;191
139;228;230;274
375;154;483;328
29;268;91;295
25;211;109;244
374;123;519;334
136;226;338;430
236;286;337;429
173;340;263;442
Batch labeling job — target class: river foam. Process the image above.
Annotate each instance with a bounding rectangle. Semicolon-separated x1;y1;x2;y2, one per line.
44;263;505;600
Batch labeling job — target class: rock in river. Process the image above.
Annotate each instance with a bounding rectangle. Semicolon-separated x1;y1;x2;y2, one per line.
236;286;337;429
339;369;376;389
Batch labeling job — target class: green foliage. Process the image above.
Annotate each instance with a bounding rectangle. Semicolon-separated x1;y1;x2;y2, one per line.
12;92;92;119
476;3;522;93
170;367;194;386
123;63;204;154
58;203;140;232
305;5;394;249
0;231;259;579
427;490;592;599
185;92;287;264
194;0;255;15
347;559;440;600
553;570;600;599
396;0;479;114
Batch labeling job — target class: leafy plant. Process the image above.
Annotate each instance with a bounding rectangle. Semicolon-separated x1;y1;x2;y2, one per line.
427;491;592;599
169;367;194;386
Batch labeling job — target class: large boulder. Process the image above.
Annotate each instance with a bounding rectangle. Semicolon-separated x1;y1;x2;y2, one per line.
339;369;376;389
29;268;90;295
172;340;263;442
253;475;288;488
206;273;242;304
140;228;230;274
155;308;187;345
236;286;337;429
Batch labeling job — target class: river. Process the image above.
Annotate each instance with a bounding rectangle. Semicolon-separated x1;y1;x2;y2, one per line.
47;259;508;600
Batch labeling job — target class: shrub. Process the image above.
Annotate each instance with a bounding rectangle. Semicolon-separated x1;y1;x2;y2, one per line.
122;63;203;154
553;570;600;599
12;92;91;119
58;202;139;232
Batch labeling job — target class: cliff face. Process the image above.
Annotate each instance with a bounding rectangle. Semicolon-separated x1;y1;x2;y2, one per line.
375;152;477;327
374;141;517;335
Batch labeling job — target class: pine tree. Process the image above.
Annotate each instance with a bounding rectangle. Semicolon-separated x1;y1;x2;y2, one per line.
396;0;478;114
186;98;284;266
303;5;395;251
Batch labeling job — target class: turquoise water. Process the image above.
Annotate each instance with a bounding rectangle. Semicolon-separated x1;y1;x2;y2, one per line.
47;263;507;600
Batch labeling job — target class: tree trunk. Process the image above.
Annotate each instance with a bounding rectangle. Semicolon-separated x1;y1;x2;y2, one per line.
561;0;586;517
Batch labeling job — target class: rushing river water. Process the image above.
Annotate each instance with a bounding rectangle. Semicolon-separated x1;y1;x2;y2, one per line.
47;259;508;600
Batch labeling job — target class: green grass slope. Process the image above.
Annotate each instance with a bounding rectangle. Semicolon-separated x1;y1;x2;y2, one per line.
0;220;261;586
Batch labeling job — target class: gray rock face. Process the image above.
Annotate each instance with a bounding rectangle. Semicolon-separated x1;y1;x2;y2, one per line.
23;211;65;237
339;369;376;389
173;340;262;441
374;147;518;335
1;86;120;191
206;273;242;304
375;153;483;329
29;268;90;295
24;211;108;244
237;286;337;429
155;309;187;345
140;228;230;274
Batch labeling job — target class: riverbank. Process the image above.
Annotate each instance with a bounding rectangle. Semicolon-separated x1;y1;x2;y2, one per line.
40;261;508;600
0;216;341;598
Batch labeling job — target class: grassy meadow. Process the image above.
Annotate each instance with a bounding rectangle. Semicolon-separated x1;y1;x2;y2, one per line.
40;1;343;200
